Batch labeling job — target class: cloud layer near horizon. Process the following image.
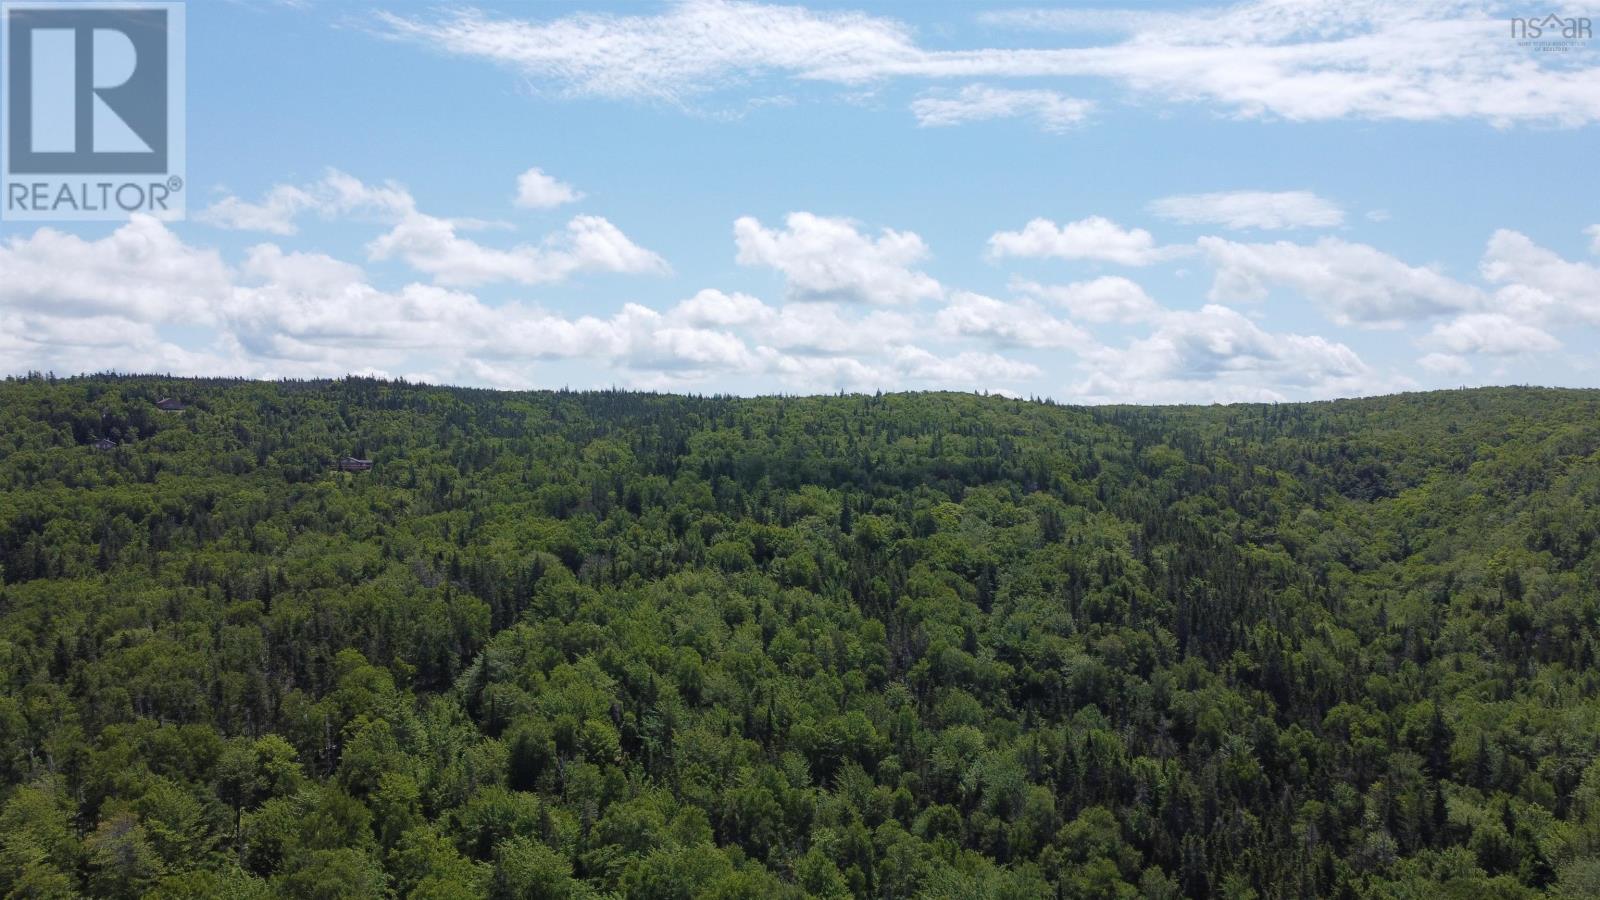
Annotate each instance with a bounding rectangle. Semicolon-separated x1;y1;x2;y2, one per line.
3;166;1596;403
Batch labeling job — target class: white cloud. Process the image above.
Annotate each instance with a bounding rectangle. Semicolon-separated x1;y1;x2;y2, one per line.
198;169;415;234
752;343;1037;393
667;291;923;356
0;218;709;386
994;1;1600;128
754;304;917;354
7;197;1043;393
1423;312;1559;355
9;196;1599;403
229;245;487;359
1149;190;1344;230
0;311;250;381
935;291;1092;348
1201;235;1483;327
1480;229;1600;325
377;0;918;102
515;167;584;209
367;211;667;287
1418;352;1471;376
0;215;1000;393
379;0;1600;126
988;216;1185;266
974;8;1192;32
197;185;317;236
1;204;1051;394
202;170;663;288
734;212;941;304
892;345;1039;382
0;216;232;323
611;305;761;372
671;288;773;327
1154;305;1367;381
1013;275;1161;323
911;84;1092;132
1071;303;1375;403
227;258;766;383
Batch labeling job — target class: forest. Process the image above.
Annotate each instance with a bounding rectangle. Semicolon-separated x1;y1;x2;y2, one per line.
1;374;1598;899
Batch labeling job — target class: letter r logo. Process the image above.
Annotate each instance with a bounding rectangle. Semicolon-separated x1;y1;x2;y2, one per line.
6;7;168;174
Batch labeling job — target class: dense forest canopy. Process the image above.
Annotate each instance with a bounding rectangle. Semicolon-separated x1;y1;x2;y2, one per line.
1;374;1599;899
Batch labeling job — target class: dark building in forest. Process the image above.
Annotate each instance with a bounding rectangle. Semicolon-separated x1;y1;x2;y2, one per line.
154;397;187;411
334;456;373;472
91;438;116;451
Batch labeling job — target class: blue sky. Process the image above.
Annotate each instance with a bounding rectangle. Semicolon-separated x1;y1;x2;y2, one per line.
2;0;1598;401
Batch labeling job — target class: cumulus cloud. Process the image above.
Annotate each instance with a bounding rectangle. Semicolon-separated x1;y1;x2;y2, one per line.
0;313;249;381
1479;229;1600;325
671;288;773;327
934;292;1092;348
671;292;922;356
988;216;1186;266
1418;352;1471;376
911;84;1093;132
892;346;1039;382
0;211;1047;394
754;304;918;355
1199;226;1600;337
0;216;704;385
734;212;942;304
229;245;489;359
754;340;1040;393
0;216;233;323
9;201;1599;402
515;167;584;209
1201;235;1483;327
367;212;667;287
1071;303;1375;403
1423;312;1559;355
1013;276;1162;323
201;170;664;289
377;0;1600;126
228;255;766;383
1149;190;1344;230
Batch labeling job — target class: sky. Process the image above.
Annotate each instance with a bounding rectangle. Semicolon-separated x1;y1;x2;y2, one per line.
1;0;1598;403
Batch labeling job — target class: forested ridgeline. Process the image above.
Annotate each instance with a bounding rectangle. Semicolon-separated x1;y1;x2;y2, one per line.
1;374;1599;899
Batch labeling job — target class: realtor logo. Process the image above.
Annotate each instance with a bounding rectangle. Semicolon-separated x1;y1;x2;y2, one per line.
2;2;185;220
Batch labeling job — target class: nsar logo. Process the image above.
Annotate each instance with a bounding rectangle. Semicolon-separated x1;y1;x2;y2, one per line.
1510;13;1593;51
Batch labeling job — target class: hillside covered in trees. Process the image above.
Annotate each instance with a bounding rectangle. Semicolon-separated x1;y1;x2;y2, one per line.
2;375;1600;899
